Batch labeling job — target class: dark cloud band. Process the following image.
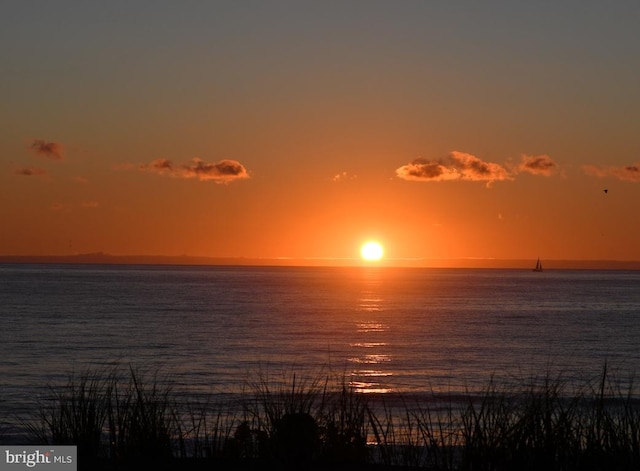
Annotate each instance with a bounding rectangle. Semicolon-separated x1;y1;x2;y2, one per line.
139;158;250;184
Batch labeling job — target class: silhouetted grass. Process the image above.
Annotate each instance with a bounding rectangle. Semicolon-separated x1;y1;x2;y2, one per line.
16;362;640;470
24;365;178;466
26;366;115;465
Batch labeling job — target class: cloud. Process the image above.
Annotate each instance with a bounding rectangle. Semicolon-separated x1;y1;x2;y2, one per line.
518;154;557;176
183;158;250;182
583;163;640;182
332;171;357;182
139;158;250;184
14;166;47;176
395;151;512;186
30;139;64;160
141;158;174;175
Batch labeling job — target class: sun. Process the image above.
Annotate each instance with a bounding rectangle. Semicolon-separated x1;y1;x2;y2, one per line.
360;241;384;262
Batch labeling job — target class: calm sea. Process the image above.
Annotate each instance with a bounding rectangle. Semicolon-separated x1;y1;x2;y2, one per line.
1;264;640;434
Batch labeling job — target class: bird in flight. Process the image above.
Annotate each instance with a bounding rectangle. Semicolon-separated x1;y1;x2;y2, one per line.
603;189;608;194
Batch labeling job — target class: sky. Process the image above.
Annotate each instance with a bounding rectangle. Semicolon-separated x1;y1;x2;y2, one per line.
2;1;640;266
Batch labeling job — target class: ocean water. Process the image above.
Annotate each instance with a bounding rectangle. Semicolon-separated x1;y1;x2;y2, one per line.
1;264;640;430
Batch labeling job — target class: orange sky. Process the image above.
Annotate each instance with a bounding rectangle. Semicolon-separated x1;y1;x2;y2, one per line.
2;2;640;267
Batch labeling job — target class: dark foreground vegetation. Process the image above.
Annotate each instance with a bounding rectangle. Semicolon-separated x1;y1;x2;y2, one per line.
4;363;640;470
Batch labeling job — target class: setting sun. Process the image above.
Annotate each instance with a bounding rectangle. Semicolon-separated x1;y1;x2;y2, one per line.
360;241;384;262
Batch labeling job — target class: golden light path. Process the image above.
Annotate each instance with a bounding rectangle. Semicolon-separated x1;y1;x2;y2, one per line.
360;241;384;261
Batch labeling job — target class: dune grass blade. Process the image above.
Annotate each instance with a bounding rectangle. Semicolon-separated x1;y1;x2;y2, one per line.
18;362;640;470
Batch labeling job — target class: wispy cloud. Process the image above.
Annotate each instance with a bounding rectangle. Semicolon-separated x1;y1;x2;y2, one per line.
396;151;512;187
142;159;173;174
14;166;47;177
518;154;558;176
332;171;357;182
583;163;640;182
30;139;64;160
139;158;250;184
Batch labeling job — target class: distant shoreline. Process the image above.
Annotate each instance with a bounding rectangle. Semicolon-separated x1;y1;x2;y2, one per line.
1;253;640;270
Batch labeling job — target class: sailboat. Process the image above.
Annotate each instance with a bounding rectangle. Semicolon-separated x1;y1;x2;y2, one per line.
532;257;543;272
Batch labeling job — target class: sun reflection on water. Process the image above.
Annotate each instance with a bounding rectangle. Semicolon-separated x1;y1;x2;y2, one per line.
358;298;383;311
349;354;391;364
356;321;387;333
349;342;387;348
349;270;393;393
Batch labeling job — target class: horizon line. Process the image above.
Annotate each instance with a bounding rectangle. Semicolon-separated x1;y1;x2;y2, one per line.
1;253;640;270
